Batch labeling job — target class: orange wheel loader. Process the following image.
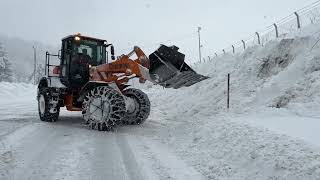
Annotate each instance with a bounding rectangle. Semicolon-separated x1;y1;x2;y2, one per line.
37;34;208;131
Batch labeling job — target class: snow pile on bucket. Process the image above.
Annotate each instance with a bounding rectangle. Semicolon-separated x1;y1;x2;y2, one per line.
146;22;320;179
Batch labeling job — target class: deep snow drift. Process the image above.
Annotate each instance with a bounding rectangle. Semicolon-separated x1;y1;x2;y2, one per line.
143;22;320;179
148;22;320;146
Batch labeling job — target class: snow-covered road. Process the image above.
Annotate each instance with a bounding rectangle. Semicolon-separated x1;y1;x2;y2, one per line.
3;20;320;180
1;79;320;179
0;83;206;180
0;107;205;180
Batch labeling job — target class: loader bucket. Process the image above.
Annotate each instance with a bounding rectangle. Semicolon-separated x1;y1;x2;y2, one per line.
149;45;208;89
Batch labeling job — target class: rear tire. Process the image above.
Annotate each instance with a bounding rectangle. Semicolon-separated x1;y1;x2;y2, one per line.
122;88;150;125
82;86;126;131
38;88;60;122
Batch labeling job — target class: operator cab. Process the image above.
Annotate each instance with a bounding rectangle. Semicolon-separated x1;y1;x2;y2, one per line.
60;34;108;88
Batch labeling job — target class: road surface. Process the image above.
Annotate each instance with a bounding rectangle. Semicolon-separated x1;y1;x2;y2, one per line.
0;108;205;180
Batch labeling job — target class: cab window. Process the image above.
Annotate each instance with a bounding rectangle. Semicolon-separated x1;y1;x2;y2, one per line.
74;39;106;66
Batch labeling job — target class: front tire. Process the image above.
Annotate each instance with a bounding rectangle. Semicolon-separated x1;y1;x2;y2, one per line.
82;86;126;131
122;88;150;125
38;88;60;122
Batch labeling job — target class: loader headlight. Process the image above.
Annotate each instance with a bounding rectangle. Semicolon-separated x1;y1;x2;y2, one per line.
74;36;81;41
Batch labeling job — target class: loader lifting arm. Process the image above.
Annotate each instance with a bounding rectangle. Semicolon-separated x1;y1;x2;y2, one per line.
90;46;154;88
90;44;208;90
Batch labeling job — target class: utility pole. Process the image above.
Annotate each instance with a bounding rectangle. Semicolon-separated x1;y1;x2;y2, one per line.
33;46;37;85
197;27;202;63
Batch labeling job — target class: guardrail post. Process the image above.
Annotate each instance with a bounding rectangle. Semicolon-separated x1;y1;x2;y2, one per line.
241;40;246;50
273;23;279;38
255;32;261;45
294;12;301;29
232;45;235;54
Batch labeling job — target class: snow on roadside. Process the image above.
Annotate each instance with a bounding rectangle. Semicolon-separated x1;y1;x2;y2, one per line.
147;22;320;146
0;82;37;142
147;111;320;180
0;82;36;104
144;22;320;179
146;86;320;179
0;82;37;121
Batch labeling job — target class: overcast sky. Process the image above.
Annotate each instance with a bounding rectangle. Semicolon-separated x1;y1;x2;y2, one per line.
0;0;314;62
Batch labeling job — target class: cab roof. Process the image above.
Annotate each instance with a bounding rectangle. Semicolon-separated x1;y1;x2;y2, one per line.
62;34;107;43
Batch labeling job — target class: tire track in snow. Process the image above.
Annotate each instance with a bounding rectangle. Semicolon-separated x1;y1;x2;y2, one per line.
0;123;58;180
82;132;130;180
0;112;205;180
116;134;152;180
0;123;42;155
121;134;206;180
1;120;131;180
17;125;132;180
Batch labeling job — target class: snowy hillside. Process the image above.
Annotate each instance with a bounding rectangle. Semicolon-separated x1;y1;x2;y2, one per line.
149;22;320;142
143;22;320;179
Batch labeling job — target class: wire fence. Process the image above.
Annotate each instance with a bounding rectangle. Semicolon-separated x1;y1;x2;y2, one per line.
212;0;320;58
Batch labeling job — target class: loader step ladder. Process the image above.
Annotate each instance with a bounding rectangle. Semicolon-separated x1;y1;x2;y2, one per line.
45;51;60;86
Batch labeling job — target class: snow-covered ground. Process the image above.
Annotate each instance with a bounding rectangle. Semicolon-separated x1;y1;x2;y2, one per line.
186;22;320;147
144;22;320;179
0;83;205;180
1;23;320;179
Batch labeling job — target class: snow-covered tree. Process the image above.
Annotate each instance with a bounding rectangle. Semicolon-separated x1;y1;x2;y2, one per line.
27;63;45;84
0;43;13;82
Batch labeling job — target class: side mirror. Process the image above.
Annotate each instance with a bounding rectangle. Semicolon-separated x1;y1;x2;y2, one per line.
110;45;115;60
